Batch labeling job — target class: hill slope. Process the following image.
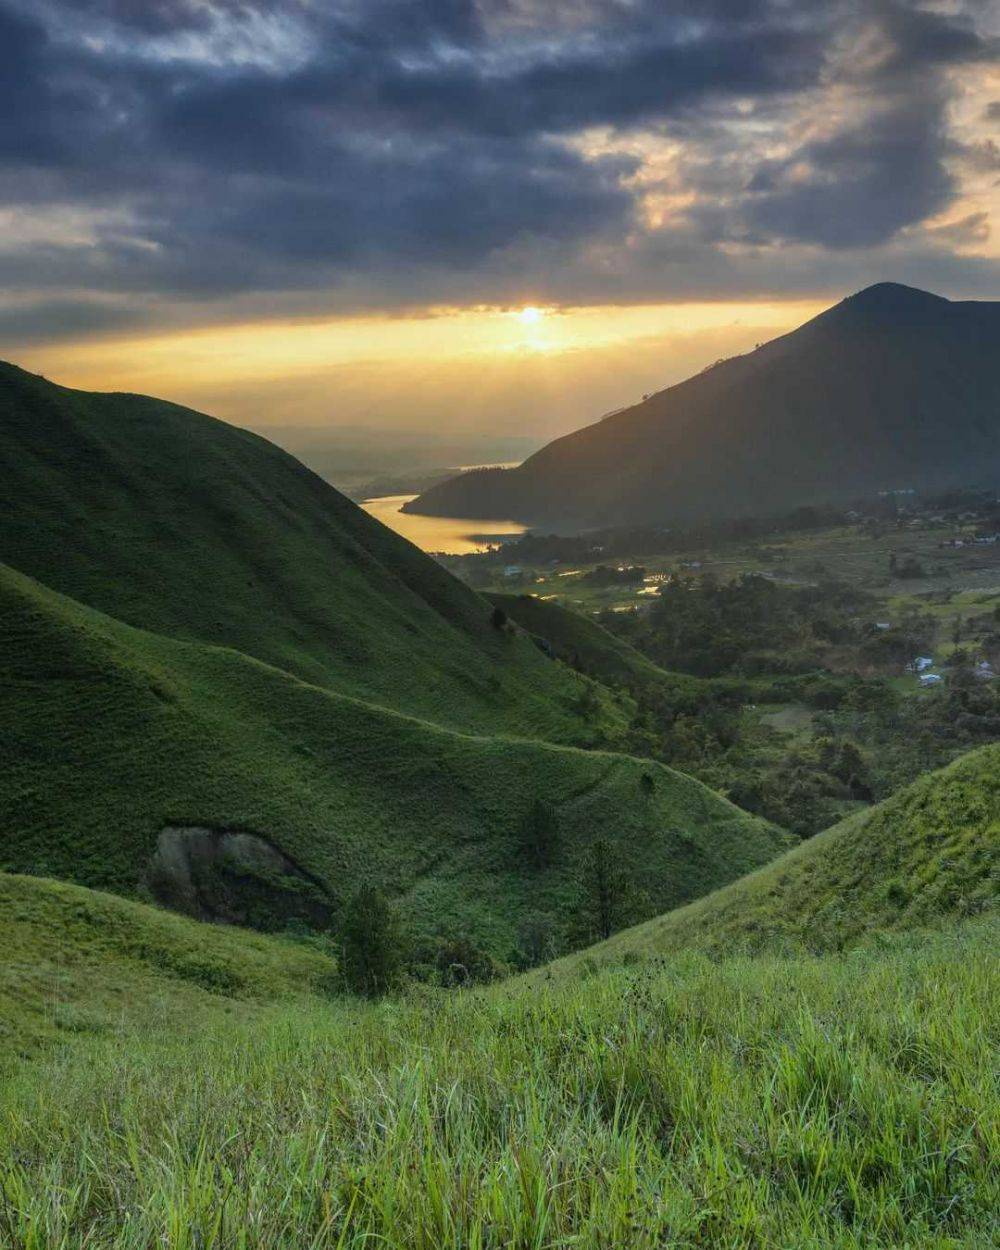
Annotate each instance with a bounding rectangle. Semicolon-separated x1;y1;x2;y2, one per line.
409;284;1000;528
1;562;790;953
0;360;613;742
0;871;337;1063
491;592;717;711
3;873;997;1247
550;740;1000;971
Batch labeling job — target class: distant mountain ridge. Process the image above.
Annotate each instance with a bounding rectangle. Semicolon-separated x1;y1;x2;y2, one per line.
406;284;1000;528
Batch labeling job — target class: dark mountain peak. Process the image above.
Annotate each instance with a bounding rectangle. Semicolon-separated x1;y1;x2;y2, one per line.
849;281;947;306
819;282;951;330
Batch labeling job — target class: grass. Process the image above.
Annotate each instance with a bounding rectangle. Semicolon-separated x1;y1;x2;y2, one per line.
2;741;996;1246
0;872;336;1064
490;590;717;710
0;361;797;952
0;918;996;1248
1;563;789;954
548;741;1000;971
3;357;998;1248
0;360;621;744
759;702;817;738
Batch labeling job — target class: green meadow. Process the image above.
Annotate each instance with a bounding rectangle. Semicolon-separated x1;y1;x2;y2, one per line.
1;363;793;956
2;734;996;1248
1;559;786;954
549;739;999;971
1;914;996;1249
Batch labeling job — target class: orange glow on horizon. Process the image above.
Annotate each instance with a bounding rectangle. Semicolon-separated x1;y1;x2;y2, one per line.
16;297;826;408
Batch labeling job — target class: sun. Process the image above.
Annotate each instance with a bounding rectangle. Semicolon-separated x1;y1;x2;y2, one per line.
517;305;544;325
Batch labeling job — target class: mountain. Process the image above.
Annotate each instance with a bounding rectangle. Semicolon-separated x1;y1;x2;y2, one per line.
407;284;1000;528
549;739;1000;972
0;364;789;953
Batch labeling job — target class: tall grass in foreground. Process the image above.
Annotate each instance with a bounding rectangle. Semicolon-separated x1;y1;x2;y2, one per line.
2;922;997;1249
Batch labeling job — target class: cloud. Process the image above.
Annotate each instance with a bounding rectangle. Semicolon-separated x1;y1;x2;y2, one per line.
925;211;991;247
0;297;157;345
0;0;995;346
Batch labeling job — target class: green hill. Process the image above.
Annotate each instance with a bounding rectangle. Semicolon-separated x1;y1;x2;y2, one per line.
0;360;615;743
491;591;716;710
0;871;336;1063
1;561;789;953
0;360;799;952
550;741;1000;971
409;284;1000;528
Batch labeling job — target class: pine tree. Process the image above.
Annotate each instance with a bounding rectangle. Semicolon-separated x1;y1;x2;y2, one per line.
339;886;403;997
573;837;633;942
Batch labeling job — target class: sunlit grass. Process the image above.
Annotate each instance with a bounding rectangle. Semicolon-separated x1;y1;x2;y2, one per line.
2;920;996;1248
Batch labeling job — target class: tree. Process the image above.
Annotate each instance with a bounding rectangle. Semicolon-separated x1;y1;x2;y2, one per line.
521;799;559;869
514;911;558;967
572;838;634;942
575;680;601;718
339;886;403;997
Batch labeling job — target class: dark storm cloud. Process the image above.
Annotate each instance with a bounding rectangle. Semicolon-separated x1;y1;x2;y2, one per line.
739;90;955;248
676;1;996;250
0;0;995;336
0;297;156;344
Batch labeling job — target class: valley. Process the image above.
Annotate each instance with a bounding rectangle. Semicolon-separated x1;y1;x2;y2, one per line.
439;493;1000;836
3;3;999;1242
1;299;998;1249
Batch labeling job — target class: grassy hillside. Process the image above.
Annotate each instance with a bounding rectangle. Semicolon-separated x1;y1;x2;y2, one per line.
550;741;1000;971
2;914;996;1247
0;360;620;743
3;754;995;1246
0;871;336;1064
491;591;715;710
2;562;789;953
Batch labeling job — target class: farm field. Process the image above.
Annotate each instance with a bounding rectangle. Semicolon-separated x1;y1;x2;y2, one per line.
449;521;1000;620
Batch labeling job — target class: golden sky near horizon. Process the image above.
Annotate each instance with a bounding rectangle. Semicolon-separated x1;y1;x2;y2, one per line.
16;297;826;439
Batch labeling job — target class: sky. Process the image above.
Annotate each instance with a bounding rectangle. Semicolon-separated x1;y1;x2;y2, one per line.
1;0;998;445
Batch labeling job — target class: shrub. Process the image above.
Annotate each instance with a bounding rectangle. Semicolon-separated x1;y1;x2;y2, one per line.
514;911;559;968
430;935;506;987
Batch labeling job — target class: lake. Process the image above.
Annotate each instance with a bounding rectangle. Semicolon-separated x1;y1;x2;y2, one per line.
361;494;528;555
